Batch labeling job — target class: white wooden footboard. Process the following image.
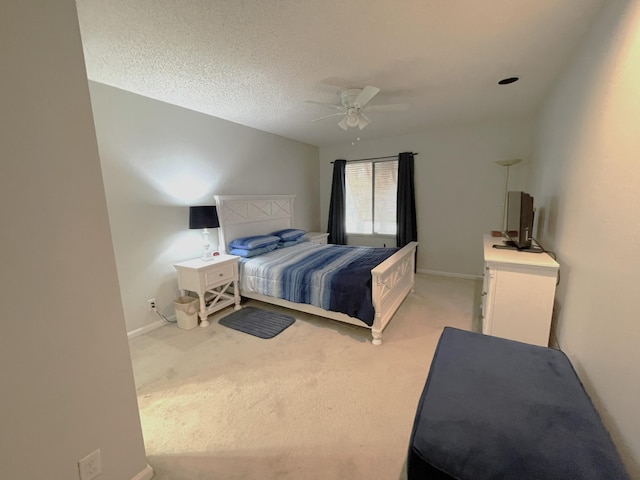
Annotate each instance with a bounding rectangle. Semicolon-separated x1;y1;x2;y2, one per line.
370;241;418;345
240;242;418;346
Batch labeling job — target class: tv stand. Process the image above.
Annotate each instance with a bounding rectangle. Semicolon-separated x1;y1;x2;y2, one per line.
482;235;559;347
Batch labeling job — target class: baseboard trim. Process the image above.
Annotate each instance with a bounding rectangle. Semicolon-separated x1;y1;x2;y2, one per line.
127;319;165;339
417;268;482;280
131;464;154;480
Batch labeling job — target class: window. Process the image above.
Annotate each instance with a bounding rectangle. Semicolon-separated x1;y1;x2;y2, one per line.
345;160;398;234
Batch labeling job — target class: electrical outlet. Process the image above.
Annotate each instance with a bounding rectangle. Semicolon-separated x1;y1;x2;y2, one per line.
78;448;101;480
147;298;156;311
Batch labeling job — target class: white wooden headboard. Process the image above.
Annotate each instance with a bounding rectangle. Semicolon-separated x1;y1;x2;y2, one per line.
214;195;295;253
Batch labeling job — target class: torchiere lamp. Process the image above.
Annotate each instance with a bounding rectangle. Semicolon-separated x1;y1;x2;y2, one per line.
492;159;522;236
189;206;220;261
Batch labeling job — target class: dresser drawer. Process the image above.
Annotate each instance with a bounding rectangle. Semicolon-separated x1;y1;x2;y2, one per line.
204;263;235;288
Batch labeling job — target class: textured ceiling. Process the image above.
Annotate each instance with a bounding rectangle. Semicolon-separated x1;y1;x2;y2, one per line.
76;0;605;147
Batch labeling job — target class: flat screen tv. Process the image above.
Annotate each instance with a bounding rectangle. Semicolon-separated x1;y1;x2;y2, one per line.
505;191;534;249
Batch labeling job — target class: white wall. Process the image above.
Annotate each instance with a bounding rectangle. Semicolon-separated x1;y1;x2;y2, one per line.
530;0;640;474
320;118;534;277
0;2;150;479
88;82;320;334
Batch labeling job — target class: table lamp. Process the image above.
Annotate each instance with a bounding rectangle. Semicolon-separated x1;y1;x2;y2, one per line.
189;206;220;261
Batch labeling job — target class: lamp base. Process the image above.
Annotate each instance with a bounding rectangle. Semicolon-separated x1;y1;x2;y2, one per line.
200;229;215;261
200;251;214;261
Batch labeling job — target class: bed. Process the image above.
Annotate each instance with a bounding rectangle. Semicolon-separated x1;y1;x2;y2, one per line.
214;194;418;345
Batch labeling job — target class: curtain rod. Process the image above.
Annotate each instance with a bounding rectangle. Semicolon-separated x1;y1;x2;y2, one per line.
330;153;418;164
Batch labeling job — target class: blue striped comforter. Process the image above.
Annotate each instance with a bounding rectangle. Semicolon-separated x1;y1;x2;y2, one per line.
238;242;398;326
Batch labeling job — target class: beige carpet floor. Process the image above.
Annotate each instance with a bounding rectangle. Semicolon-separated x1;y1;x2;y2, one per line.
129;273;480;480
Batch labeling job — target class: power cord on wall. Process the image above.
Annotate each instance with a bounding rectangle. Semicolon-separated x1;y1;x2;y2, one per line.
152;303;176;323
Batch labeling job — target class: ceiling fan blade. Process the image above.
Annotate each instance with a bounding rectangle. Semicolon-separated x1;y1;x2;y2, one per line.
358;113;370;130
305;100;344;110
311;112;345;122
354;85;380;108
338;117;349;131
364;103;409;112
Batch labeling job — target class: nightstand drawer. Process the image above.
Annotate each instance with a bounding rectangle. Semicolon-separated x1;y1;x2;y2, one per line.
204;264;234;287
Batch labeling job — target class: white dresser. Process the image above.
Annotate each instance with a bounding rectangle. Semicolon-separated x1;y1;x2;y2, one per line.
481;234;559;347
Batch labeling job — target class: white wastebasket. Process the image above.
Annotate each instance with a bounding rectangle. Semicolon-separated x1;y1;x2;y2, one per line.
173;296;199;330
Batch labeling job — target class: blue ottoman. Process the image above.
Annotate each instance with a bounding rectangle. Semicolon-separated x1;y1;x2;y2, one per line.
407;327;630;479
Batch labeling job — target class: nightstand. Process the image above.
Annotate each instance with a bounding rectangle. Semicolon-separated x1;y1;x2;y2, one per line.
173;255;241;327
302;232;329;244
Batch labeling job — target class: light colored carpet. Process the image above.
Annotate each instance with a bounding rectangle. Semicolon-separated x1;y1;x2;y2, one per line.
129;273;480;480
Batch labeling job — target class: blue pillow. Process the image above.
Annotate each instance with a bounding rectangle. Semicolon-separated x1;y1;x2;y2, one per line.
229;235;280;250
270;229;306;242
277;237;303;249
230;243;278;258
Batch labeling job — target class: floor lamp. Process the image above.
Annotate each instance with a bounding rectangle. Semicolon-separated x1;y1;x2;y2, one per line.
492;158;522;236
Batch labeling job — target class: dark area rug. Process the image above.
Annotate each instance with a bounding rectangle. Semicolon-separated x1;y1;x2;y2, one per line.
219;307;295;339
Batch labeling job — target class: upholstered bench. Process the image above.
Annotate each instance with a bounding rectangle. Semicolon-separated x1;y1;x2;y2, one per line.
407;327;630;479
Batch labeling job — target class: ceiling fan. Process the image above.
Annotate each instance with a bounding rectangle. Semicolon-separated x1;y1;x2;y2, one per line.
306;85;408;131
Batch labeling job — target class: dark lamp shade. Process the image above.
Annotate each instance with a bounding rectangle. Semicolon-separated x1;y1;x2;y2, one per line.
189;206;220;229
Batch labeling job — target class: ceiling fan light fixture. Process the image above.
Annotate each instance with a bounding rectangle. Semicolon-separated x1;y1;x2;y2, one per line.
308;85;401;132
346;109;359;128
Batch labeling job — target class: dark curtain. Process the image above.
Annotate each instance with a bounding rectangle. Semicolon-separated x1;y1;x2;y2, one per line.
327;159;347;245
396;152;417;248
